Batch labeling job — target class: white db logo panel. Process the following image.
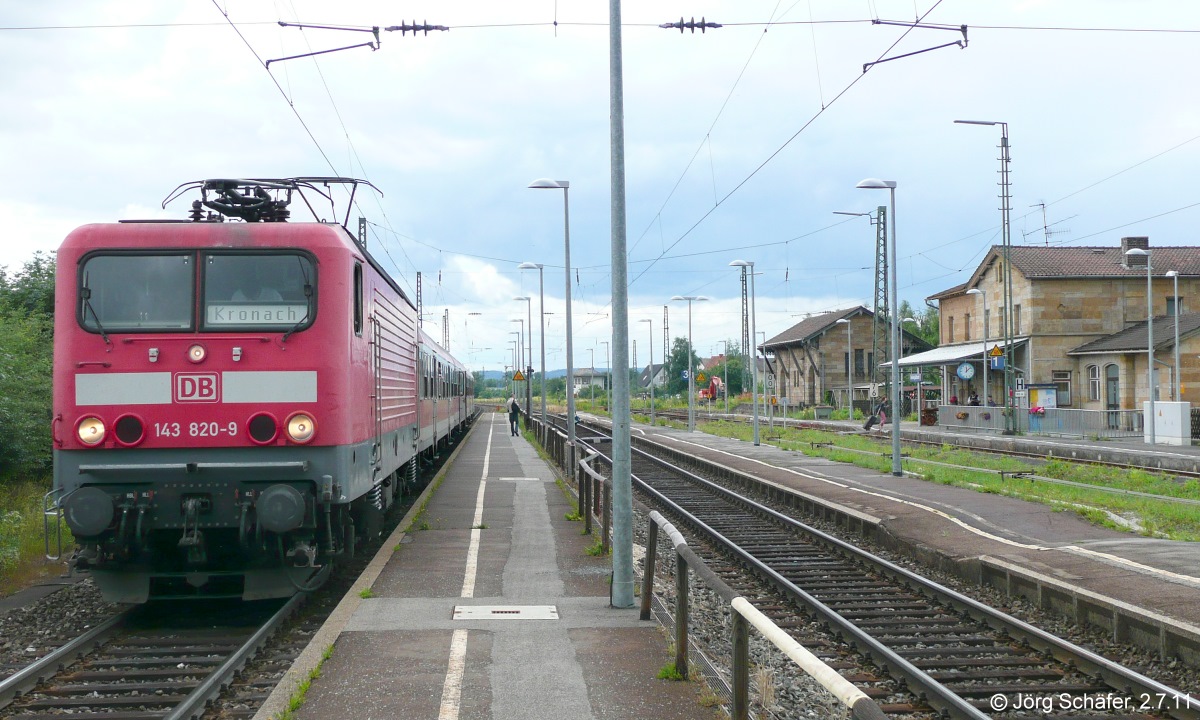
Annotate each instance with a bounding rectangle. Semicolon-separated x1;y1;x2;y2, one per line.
175;373;220;403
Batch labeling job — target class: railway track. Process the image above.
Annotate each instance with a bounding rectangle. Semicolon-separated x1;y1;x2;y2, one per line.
646;406;1200;483
0;589;308;720
572;423;1199;719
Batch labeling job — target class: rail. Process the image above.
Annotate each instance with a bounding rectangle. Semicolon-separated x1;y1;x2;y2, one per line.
643;510;886;720
0;609;132;709
531;412;888;719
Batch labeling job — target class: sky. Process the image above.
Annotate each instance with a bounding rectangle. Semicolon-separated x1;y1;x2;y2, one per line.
3;1;1199;376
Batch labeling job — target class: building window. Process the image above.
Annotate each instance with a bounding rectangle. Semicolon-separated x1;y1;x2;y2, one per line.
965;312;971;341
1053;370;1072;407
948;316;955;343
1168;296;1183;316
1087;364;1100;401
1013;304;1022;335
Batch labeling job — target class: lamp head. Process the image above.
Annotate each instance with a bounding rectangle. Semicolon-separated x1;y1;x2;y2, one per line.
528;178;569;189
966;288;982;296
954;119;1000;126
513;296;530;301
729;259;753;268
1125;248;1149;257
856;178;897;190
836;318;850;325
1166;270;1179;277
518;262;543;270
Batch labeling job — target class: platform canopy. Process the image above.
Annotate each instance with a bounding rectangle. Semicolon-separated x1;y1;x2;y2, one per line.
882;338;1028;368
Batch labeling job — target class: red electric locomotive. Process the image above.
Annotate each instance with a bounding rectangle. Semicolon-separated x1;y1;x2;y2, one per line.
49;178;474;602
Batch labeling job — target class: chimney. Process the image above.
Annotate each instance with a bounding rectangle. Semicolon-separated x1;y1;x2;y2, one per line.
1121;236;1150;268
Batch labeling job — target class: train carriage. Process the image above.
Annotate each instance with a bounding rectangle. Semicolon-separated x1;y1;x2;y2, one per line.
50;178;474;602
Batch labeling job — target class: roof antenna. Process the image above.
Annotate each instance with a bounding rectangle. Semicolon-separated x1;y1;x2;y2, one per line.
1022;203;1073;246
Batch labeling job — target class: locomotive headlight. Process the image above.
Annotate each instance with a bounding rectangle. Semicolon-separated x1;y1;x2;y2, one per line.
187;344;207;363
285;413;316;444
77;416;106;446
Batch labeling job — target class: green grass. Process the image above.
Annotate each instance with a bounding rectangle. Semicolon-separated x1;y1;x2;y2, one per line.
274;644;335;720
694;420;1200;541
0;478;72;592
657;662;685;680
358;587;376;599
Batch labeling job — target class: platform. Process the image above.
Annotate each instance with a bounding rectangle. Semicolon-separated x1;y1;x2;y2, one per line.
254;412;707;720
635;418;1200;663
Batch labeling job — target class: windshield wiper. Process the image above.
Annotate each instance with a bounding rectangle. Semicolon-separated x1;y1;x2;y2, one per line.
282;281;313;344
80;283;113;349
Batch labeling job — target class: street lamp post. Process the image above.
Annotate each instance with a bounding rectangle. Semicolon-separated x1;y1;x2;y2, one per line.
723;339;730;414
729;260;760;445
856;179;903;476
515;297;533;418
528;179;575;464
588;348;596;408
508;340;519;398
601;340;611;411
955;119;1014;434
902;317;923;408
1167;270;1181;401
639;318;655;425
1128;247;1155;444
966;288;988;403
518;264;548;428
836;318;853;415
670;295;708;432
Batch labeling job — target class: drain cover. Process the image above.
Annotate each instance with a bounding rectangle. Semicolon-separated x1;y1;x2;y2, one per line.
452;605;560;620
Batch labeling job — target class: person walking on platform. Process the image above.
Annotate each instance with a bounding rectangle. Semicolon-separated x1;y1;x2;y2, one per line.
507;395;519;436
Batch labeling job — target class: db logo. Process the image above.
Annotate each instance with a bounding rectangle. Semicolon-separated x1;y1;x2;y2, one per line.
174;373;220;403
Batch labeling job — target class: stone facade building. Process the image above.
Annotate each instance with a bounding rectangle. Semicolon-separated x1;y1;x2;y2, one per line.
761;305;930;408
915;236;1200;409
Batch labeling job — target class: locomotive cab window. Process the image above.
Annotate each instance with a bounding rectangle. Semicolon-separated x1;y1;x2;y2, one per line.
202;253;316;332
79;253;194;332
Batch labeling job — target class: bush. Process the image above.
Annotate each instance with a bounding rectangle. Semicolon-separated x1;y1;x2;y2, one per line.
0;311;53;479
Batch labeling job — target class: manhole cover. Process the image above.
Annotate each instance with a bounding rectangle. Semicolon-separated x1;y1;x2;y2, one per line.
452;605;560;620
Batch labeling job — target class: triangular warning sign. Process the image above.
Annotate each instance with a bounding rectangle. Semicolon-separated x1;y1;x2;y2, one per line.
513;370;526;381
989;344;1003;357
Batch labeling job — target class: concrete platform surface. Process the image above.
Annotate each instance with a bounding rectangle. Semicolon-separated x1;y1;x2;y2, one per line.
278;413;713;720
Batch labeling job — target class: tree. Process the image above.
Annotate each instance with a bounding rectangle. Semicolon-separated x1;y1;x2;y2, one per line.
663;337;702;396
0;251;56;323
699;340;747;396
898;299;939;348
0;253;56;481
0;311;52;479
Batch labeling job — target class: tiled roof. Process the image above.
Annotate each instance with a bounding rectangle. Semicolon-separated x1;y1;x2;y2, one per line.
926;282;968;301
638;363;663;386
1007;245;1200;278
763;305;931;354
763;306;864;347
1069;313;1200;355
928;244;1200;302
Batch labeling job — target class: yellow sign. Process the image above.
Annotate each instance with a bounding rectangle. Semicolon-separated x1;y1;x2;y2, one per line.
513;370;525;381
696;373;707;384
989;345;1003;357
770;396;777;405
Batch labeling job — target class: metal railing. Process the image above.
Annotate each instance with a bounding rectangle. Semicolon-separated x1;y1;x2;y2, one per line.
642;510;886;720
939;404;1143;439
524;410;884;720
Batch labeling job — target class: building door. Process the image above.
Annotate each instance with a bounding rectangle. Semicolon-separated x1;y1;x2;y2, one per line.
1105;363;1120;429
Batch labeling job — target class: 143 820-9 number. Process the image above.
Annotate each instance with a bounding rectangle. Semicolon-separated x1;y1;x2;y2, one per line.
155;422;238;438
